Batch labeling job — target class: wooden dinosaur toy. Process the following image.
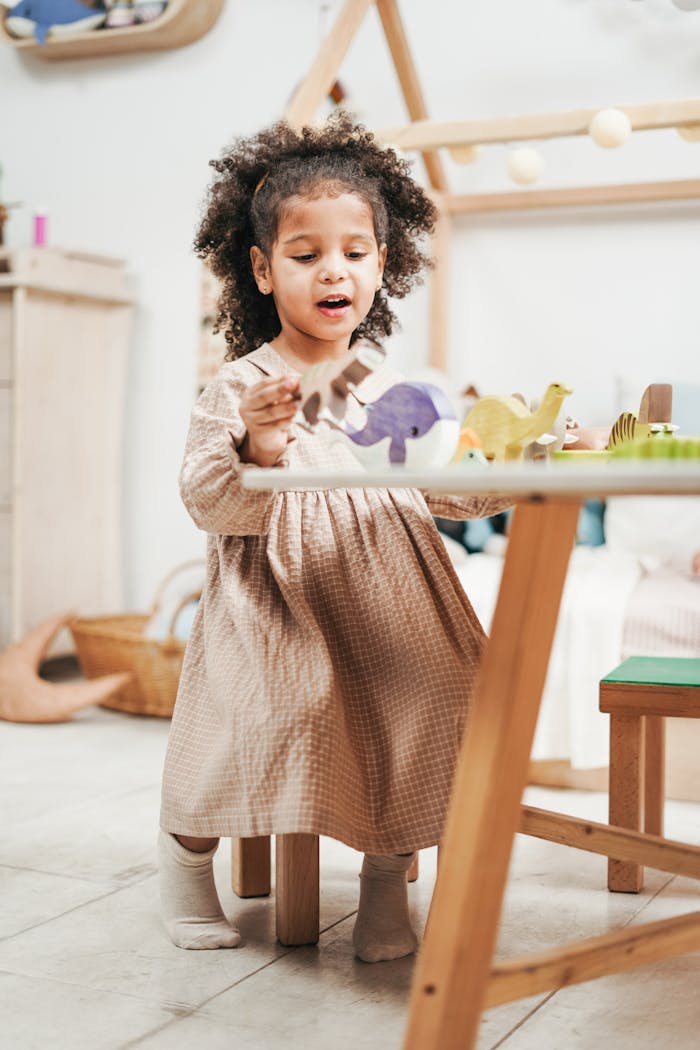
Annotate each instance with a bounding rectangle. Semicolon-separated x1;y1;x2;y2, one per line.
606;383;675;451
510;393;579;461
296;338;386;428
463;382;573;462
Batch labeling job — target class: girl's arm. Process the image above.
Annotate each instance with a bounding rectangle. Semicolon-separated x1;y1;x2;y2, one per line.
423;493;515;521
179;368;287;537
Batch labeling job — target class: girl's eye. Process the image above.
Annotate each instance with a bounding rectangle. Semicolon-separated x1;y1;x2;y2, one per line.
346;251;367;260
293;254;316;263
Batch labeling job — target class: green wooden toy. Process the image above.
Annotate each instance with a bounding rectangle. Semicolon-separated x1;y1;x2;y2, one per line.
610;435;700;459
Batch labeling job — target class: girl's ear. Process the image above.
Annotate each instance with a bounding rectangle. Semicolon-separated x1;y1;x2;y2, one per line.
250;245;272;294
376;243;387;290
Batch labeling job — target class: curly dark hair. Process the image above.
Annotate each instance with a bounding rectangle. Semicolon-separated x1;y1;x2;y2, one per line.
194;111;437;359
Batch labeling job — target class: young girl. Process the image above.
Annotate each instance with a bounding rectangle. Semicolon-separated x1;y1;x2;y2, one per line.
159;112;509;963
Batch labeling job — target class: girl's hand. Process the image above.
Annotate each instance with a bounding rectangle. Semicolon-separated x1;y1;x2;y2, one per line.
238;376;300;467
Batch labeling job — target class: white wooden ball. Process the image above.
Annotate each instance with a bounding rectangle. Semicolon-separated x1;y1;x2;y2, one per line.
507;147;544;185
678;123;700;142
589;108;632;148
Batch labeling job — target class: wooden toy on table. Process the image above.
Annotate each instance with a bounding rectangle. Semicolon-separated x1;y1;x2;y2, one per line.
606;382;676;450
639;382;673;426
566;425;612;451
296;338;386;428
611;434;700;459
455;446;488;467
452;426;487;466
339;381;460;468
510;393;579;461
463;382;573;462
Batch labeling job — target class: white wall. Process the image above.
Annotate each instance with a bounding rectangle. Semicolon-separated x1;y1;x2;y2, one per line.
3;0;699;607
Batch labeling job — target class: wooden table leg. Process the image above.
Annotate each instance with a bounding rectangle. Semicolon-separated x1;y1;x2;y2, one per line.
644;715;665;839
276;833;320;946
403;499;581;1050
231;836;271;898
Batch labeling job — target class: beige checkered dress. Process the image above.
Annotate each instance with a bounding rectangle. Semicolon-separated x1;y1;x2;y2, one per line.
160;343;509;853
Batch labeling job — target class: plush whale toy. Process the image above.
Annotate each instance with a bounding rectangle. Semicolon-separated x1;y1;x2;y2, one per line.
339;381;459;468
4;0;105;44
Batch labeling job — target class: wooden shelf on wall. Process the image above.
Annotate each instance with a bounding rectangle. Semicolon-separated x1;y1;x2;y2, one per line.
0;0;224;60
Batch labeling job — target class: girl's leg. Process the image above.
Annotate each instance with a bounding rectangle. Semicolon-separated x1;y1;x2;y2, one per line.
353;852;418;963
176;835;218;852
158;830;241;950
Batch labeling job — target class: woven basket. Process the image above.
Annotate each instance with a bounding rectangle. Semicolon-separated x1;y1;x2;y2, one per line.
69;561;203;718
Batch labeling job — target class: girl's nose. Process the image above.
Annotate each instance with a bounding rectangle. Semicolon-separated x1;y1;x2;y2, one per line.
320;256;347;282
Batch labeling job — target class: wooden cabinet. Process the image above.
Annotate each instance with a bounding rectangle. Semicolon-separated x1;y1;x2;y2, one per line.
0;248;133;652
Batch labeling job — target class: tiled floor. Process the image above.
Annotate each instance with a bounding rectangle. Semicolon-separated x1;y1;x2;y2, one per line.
2;701;699;1050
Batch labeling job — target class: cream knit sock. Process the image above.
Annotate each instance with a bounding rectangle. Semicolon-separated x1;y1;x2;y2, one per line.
353;852;418;963
158;831;241;950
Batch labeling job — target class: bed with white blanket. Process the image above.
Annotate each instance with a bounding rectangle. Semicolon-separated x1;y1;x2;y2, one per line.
443;496;700;790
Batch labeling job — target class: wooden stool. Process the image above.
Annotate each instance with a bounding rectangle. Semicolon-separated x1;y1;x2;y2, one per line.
600;656;700;893
230;836;420;946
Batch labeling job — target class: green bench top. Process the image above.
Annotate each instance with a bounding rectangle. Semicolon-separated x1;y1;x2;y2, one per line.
602;656;700;689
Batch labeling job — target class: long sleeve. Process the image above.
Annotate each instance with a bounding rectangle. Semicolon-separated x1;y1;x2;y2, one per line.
422;492;514;520
179;365;282;537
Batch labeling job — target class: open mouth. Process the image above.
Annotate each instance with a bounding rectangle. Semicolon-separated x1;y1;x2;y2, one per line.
317;296;351;316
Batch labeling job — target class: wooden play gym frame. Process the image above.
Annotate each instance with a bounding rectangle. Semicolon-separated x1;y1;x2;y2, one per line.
285;0;700;374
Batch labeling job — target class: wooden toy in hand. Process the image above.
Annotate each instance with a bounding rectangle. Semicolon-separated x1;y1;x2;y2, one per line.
296;345;460;468
296;338;386;428
463;382;573;462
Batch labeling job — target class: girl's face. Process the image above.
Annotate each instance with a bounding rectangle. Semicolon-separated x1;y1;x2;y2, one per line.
251;191;386;360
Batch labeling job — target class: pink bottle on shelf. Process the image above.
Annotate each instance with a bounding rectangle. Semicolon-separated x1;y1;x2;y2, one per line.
33;209;48;247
